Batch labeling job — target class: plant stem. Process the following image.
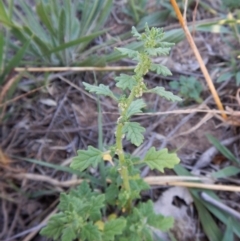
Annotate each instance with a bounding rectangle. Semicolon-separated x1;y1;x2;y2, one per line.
116;123;130;190
115;86;139;212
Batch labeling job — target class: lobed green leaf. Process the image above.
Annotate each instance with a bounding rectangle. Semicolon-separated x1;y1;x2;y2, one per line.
70;146;103;171
83;82;117;100
144;147;180;172
105;183;119;205
88;194;105;221
103;218;126;240
40;213;66;240
126;99;146;118
146;47;171;56
131;26;142;40
138;201;174;231
150;63;172;76
123;122;145;146
82;223;101;241
115;74;137;90
147;86;182;102
61;226;76;241
116;47;138;59
70;181;92;199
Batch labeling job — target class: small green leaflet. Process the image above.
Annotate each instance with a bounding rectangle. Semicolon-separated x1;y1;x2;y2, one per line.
83;82;117;100
159;42;175;47
129;179;149;200
115;74;137;90
61;226;76;241
130;179;149;193
70;181;92;199
144;147;180;172
105;183;119;205
81;223;101;241
123;122;145;146
88;194;105;221
126;99;146;118
131;26;142;40
146;47;171;56
58;193;71;211
150;63;172;76
116;47;138;58
40;213;66;240
147;87;182;102
70;146;103;171
103;218;126;241
138;201;174;231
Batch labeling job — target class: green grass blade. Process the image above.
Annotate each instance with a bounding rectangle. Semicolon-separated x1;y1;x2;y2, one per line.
174;164;240;238
76;55;107;67
11;27;42;58
137;10;170;29
18;0;48;41
58;9;66;45
50;30;106;53
222;219;234;241
193;196;222;241
95;0;113;30
80;0;99;35
63;0;71;41
2;38;31;82
207;134;240;164
36;2;56;37
21;26;51;61
0;1;12;27
203;200;240;237
14;156;100;186
0;32;4;74
212;166;240;179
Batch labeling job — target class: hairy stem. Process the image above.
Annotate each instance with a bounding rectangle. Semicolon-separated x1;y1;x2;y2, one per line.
115;85;140;212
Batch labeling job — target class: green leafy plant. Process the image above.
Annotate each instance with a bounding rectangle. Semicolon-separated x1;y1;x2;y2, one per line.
41;24;181;241
170;75;203;104
0;0;112;66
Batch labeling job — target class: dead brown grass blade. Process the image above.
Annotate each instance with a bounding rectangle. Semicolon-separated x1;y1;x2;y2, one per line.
15;66;134;72
144;176;240;192
169;0;227;120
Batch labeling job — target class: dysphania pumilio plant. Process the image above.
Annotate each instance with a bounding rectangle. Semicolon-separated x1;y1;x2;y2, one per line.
41;24;181;241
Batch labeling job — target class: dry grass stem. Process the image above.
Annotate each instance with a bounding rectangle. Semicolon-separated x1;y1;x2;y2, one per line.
145;178;240;192
15;66;134;72
10;173;83;187
170;0;227;120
